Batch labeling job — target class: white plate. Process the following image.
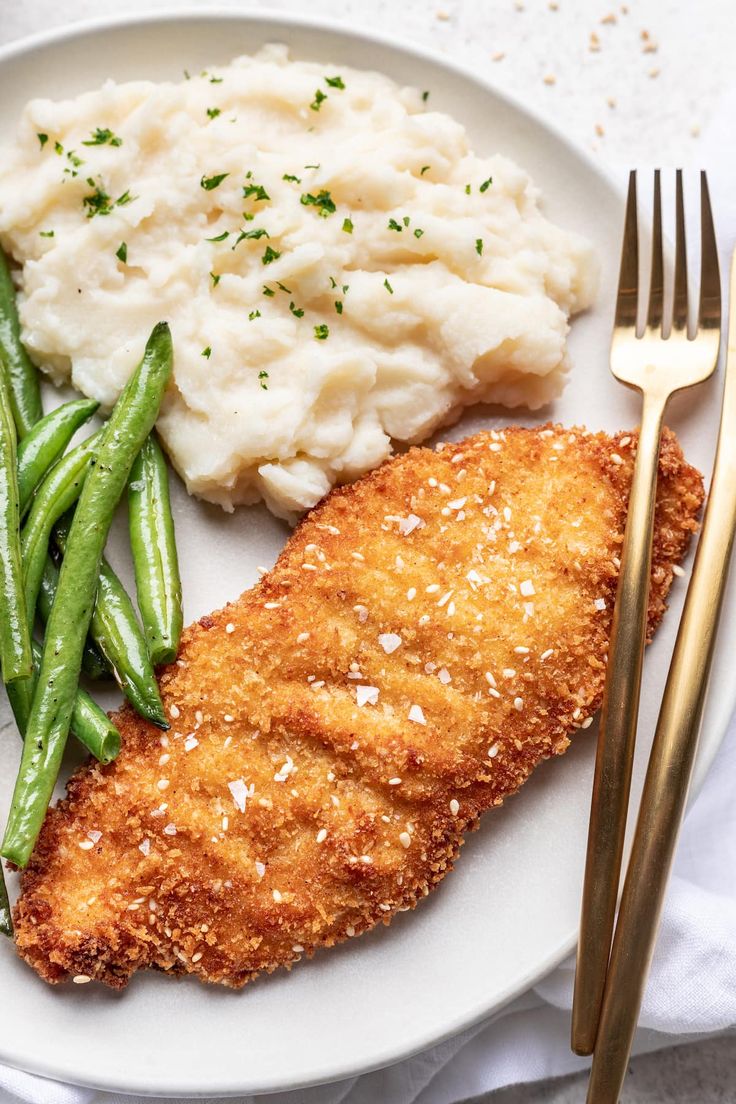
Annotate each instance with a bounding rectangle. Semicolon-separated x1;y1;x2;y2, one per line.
0;10;732;1098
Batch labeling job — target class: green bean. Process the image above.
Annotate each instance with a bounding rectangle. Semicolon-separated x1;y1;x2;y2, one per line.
4;674;33;740
54;515;166;725
0;866;10;937
92;562;168;726
0;246;42;437
2;322;172;867
4;676;31;738
38;557;110;681
43;639;118;761
128;435;183;665
0;363;33;682
69;687;120;764
17;398;99;515
6;641;120;764
20;430;103;633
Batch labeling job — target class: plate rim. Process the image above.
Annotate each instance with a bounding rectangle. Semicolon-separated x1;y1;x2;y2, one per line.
0;7;731;1097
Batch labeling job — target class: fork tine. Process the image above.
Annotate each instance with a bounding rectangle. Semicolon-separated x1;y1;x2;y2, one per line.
646;170;664;331
672;169;688;331
698;171;721;332
615;170;639;330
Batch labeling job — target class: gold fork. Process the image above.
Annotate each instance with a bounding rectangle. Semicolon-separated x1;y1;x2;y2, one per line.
571;170;721;1055
587;244;730;1104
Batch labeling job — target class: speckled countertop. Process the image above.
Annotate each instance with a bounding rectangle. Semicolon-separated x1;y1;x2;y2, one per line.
1;1;735;1101
2;0;733;165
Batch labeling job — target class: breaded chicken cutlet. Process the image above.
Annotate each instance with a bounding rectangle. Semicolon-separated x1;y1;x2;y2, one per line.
11;424;703;989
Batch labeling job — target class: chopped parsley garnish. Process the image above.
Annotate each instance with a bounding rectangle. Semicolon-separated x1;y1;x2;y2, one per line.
242;212;255;221
261;245;281;265
313;324;329;340
209;75;223;84
422;90;430;102
420;165;430;175
82;127;122;147
304;163;320;170
201;172;229;191
329;276;338;289
335;300;343;314
475;238;484;255
206;230;230;242
206;107;221;119
54;141;64;156
249;310;261;321
276;282;292;294
282;173;301;183
479;177;493;192
342;217;354;233
403;216;410;227
184;69;191;80
39;230;54;238
210;271;221;286
115;242;127;262
300;190;336;217
201;346;212;359
413;227;424;238
258;370;269;390
310;89;328;111
37;133;48;149
63;156;83;177
465;184;471;194
342;284;349;294
82;180;112;217
82;178;132;218
384;278;394;294
243;182;270;202
232;227;270;248
289;301;304;318
387;218;403;232
263;285;275;297
325;75;345;89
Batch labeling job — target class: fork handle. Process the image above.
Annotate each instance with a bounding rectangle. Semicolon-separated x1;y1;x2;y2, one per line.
571;390;667;1055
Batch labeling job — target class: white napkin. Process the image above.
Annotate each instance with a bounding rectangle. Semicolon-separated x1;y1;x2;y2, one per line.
2;78;736;1104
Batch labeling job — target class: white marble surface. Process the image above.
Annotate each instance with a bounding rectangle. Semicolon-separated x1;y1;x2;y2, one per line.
1;0;733;166
1;2;735;1102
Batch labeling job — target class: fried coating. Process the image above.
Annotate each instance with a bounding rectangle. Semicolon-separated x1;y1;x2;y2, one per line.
11;425;703;989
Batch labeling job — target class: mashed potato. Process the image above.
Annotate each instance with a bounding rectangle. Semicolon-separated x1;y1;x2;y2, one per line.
0;46;596;517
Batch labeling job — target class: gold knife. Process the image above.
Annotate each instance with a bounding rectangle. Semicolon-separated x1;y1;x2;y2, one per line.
585;249;736;1103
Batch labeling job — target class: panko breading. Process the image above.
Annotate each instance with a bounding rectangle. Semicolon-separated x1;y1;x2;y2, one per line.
10;424;703;989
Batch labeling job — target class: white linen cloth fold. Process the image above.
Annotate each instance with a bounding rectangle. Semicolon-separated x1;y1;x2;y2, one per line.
1;78;735;1104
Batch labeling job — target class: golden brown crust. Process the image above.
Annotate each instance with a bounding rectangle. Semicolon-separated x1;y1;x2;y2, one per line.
11;424;703;989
